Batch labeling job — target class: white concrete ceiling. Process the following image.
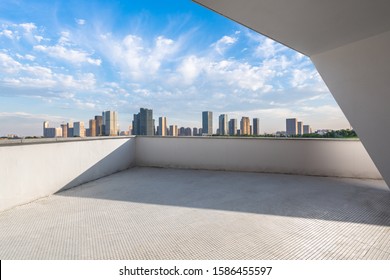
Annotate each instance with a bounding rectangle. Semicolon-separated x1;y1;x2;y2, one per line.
194;0;390;56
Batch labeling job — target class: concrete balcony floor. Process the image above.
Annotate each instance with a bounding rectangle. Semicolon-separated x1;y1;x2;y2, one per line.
0;167;389;260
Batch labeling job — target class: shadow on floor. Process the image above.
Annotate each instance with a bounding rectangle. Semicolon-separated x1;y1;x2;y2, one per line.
55;167;390;227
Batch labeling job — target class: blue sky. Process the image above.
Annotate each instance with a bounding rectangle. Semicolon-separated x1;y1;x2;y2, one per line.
0;0;350;136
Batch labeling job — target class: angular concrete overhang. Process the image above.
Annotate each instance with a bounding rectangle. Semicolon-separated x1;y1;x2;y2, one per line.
194;0;390;188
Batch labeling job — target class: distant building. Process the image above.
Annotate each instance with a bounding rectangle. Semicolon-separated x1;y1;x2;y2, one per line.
202;111;213;135
179;127;185;136
297;121;303;135
133;108;154;136
67;122;74;137
61;124;68;138
89;119;96;137
286;118;298;136
229;119;237;135
303;125;312;134
43;121;62;138
103;111;118;136
185;127;192;136
240;117;250;135
218;114;228;135
43;121;49;137
253;118;260;135
193;127;199;136
94;115;103;136
169;125;178;136
73;122;85;137
158;117;167;136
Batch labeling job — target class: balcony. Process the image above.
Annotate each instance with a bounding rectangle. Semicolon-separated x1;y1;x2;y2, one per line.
0;137;389;259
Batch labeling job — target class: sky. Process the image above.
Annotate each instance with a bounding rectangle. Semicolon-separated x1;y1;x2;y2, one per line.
0;0;350;136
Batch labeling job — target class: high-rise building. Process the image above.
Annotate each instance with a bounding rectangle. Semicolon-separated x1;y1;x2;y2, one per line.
297;121;303;135
61;124;68;138
94;115;103;136
89;119;96;137
185;127;192;136
179;127;185;136
218;114;228;135
169;125;178;136
193;127;198;136
67;122;74;137
229;119;237;135
240;117;250;135
132;108;154;136
73;122;85;137
103;111;118;136
253;118;260;135
43;121;62;138
43;121;49;137
286;118;298;136
158;117;167;136
202;111;213;135
303;125;312;134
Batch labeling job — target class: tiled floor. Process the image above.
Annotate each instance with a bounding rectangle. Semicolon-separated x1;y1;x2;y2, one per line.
0;167;389;259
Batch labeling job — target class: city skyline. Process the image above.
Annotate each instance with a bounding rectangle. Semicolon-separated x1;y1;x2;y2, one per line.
0;0;351;136
37;107;322;138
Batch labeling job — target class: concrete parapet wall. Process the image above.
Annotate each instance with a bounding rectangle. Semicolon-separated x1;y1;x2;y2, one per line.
136;136;382;179
0;137;135;212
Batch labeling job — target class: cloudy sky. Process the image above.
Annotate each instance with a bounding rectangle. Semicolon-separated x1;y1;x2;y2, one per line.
0;0;350;136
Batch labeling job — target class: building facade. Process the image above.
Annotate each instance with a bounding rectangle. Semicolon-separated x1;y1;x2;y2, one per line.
253;118;260;135
158;117;167;136
218;114;228;135
89;119;96;137
229;119;237;136
103;111;118;136
240;117;250;135
286;118;298;136
133;108;154;136
297;121;303;136
202;111;213;135
303;125;312;134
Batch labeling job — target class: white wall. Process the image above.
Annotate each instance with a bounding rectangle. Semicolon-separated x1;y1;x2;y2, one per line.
0;137;136;212
136;136;382;179
312;30;390;187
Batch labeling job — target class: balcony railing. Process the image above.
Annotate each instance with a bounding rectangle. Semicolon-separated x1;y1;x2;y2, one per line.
0;136;381;212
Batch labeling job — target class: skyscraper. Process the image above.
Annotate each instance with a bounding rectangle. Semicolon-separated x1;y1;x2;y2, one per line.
132;108;154;135
67;122;74;137
158;117;167;136
73;122;85;137
94;115;103;136
89;119;96;137
229;119;237;135
169;125;178;136
303;125;312;134
286;118;298;136
218;114;228;135
202;111;213;135
103;111;118;136
297;121;303;135
240;117;250;135
43;121;62;138
253;118;260;135
61;124;68;138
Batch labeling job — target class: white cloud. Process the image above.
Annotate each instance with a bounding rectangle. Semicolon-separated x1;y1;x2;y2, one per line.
0;29;13;39
19;23;37;33
75;19;86;25
0;53;22;73
0;51;96;91
34;44;101;65
100;33;179;79
213;35;237;55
